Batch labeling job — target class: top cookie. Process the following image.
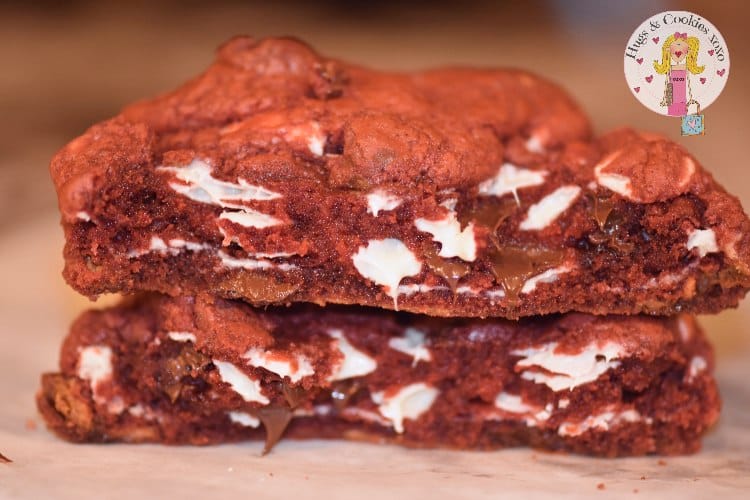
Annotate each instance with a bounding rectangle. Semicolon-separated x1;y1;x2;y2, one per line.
50;37;750;318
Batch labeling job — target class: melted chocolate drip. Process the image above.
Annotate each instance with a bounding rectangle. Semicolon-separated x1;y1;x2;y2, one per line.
281;383;309;409
257;406;293;455
160;343;211;402
0;452;11;464
587;197;636;254
463;195;564;300
219;272;299;303
423;246;470;292
458;197;518;237
330;380;361;410
487;245;564;300
591;193;615;230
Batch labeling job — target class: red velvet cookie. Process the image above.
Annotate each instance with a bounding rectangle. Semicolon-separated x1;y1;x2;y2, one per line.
38;294;719;457
49;37;750;318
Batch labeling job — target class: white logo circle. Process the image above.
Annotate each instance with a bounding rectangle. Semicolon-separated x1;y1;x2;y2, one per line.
624;11;730;116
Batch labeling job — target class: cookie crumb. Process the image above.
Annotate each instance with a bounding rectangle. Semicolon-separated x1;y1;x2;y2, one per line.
597;483;605;490
657;459;667;466
25;418;37;431
640;475;647;480
0;452;12;464
633;488;639;494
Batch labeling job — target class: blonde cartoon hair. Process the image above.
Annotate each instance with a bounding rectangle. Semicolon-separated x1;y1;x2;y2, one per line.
654;34;705;74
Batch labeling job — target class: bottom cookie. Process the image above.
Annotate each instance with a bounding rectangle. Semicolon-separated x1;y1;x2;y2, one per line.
38;294;719;456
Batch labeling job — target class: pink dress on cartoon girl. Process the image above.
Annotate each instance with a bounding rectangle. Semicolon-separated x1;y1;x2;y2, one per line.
668;69;687;116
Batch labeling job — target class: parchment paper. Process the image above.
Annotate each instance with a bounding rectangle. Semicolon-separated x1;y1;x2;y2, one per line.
1;217;748;499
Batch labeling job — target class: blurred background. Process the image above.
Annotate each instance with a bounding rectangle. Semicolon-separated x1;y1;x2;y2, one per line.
0;0;748;355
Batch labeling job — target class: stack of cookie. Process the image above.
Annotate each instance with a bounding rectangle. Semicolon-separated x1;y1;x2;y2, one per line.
40;37;750;456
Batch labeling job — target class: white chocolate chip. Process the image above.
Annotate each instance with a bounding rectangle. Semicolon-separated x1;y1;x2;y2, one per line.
243;348;315;383
525;136;545;154
340;407;392;427
77;346;113;402
388;328;432;366
366;190;403;216
227;411;261;428
687;228;719;257
512;341;624;392
397;283;447;296
219;210;281;229
558;408;643;437
519;186;581;231
168;239;212;252
218;251;298;272
167;332;197;343
159;159;281;207
494;392;536;414
520;265;571;294
351;239;422;307
127;236;212;258
687;356;707;381
327;329;377;381
493;392;552;427
76;211;91;222
213;360;269;405
680;157;696;187
371;383;439;434
596;172;632;198
148;236;169;253
415;212;477;262
282;122;326;156
159;159;283;233
439;198;458;211
308;134;325;157
484;288;507;299
478;163;547;204
677;317;692;343
128;404;146;418
594;152;635;200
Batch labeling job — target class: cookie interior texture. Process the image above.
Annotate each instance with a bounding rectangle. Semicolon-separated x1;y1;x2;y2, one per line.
49;37;750;318
38;294;719;457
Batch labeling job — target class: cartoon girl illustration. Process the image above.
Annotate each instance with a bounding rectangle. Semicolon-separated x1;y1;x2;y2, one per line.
654;32;705;116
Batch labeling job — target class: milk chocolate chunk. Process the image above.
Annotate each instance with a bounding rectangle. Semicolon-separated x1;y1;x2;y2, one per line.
424;246;471;292
488;245;564;299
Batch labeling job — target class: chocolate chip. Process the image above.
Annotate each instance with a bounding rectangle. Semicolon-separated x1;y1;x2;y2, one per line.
257;406;293;455
219;272;300;303
281;383;309;409
458;197;518;236
159;343;211;402
487;245;564;299
590;193;615;230
330;380;361;410
586;195;639;255
423;246;470;292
